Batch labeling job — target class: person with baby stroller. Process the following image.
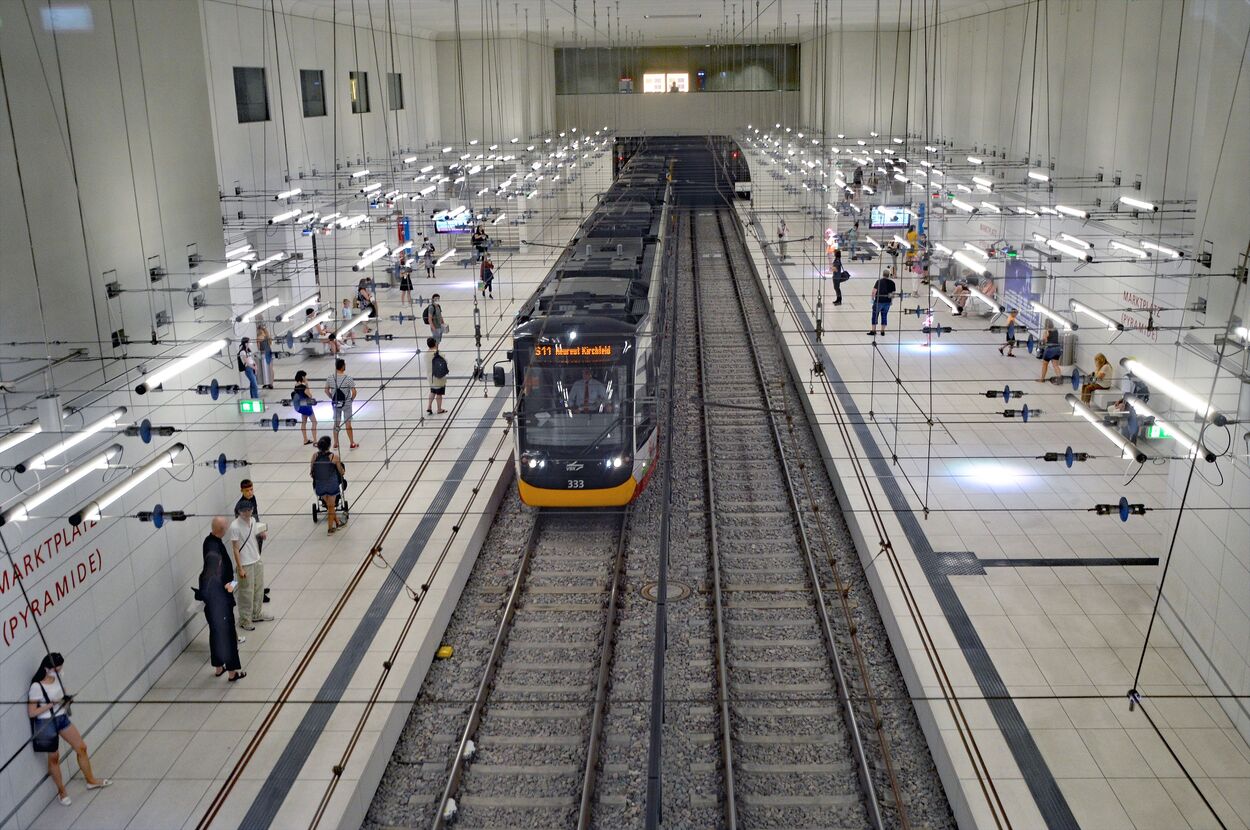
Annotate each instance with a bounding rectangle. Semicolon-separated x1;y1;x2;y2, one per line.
310;436;348;534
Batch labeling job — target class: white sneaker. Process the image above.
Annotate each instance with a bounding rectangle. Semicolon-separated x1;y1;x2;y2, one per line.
58;795;72;806
237;635;247;644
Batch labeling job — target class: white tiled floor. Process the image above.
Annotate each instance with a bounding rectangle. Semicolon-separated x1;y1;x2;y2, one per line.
736;183;1250;830
20;160;613;830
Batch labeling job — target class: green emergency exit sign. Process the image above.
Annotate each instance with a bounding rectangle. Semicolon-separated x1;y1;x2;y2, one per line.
239;399;265;414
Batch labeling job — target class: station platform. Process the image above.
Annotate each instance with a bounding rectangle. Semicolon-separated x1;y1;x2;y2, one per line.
732;198;1250;830
17;168;611;830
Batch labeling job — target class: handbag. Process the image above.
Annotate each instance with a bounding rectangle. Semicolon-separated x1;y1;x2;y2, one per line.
29;685;60;753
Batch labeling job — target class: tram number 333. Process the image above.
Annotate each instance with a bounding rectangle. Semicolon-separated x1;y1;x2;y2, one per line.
567;479;585;489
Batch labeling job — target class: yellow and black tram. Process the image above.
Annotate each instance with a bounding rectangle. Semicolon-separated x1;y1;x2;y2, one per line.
503;148;673;507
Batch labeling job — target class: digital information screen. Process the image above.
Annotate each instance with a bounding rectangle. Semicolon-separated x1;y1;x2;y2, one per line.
531;343;618;363
434;211;475;234
869;205;911;229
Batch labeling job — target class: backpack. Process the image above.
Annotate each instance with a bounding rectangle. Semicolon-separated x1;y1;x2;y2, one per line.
237;349;247;372
422;304;434;325
432;352;449;380
332;378;347;405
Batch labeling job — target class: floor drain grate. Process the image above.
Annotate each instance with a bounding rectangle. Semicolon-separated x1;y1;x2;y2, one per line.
640;581;692;602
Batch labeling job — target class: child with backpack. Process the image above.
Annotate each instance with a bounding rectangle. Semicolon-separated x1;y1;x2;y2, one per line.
426;337;448;415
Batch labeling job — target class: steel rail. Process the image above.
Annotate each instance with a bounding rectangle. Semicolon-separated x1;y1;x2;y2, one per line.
710;208;886;830
576;507;632;829
691;212;739;830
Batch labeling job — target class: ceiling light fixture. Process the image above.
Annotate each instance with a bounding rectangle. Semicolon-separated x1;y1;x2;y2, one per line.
191;261;246;289
1120;358;1225;425
135;339;227;395
1054;204;1088;219
1069;299;1123;331
293;310;332;337
68;443;188;526
279;293;319;322
237;297;280;323
1064;395;1146;462
15;407;128;474
0;444;123;526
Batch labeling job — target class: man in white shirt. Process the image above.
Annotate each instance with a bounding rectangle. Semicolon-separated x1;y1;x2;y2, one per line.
568;368;608;413
229;504;271;630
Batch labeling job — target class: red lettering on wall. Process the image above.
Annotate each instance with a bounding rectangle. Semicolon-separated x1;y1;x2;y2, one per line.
3;549;104;648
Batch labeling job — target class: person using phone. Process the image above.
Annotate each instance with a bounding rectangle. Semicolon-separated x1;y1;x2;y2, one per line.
28;653;111;805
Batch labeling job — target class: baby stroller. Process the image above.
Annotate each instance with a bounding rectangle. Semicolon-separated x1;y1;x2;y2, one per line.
311;466;350;524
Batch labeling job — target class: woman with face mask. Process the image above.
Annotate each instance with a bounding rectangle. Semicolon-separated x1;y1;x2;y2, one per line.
28;653;111;805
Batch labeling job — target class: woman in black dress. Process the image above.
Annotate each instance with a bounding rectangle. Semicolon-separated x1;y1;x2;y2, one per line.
200;547;246;681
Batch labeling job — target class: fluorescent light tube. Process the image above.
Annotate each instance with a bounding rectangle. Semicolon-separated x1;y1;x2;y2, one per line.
1069;299;1123;331
1110;240;1147;259
402;155;417;164
251;252;289;272
226;244;253;260
1065;395;1146;463
1060;233;1093;249
69;443;186;525
1038;206;1060;215
15;407;127;473
1118;195;1158;212
417;185;437;197
0;444;123;526
293;310;331;337
237;296;280;323
952;251;989;275
192;261;246;289
1031;300;1076;330
963;243;988;258
336;310;370;338
925;145;938;152
1046;238;1094;262
420;165;435;173
492;213;507;225
360;182;382;194
135;339;226;395
1141;240;1182;259
930;286;959;313
350;169;371;178
269;209;300;225
979;202;1001;213
0;422;45;457
933;242;953;254
353;247;387;271
966;286;1001;313
893;173;909;183
972;176;994;188
865;236;883;250
967;156;983;165
956;184;973;193
274;188;302;200
1014;206;1037;216
1124;398;1213;462
392;240;414;257
297;212;319;223
893;234;912;250
436;248;457;266
358;242;388;258
950;198;976;213
892;137;903;144
1027;170;1050;182
1120;357;1224;425
1055;204;1088;219
279;293;319;322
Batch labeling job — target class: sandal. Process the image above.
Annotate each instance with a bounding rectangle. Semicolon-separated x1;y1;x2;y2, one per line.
86;780;112;790
304;440;313;445
214;667;225;677
228;671;247;682
349;443;359;449
58;794;72;806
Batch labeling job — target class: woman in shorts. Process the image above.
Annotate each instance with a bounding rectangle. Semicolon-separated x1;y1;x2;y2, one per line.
29;653;110;805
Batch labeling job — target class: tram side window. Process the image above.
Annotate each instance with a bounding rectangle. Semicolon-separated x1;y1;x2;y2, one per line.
636;352;656;449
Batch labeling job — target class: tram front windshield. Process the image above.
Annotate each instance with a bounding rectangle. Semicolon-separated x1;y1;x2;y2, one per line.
516;345;630;456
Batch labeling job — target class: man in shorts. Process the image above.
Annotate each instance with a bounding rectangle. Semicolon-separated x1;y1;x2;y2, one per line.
324;358;359;450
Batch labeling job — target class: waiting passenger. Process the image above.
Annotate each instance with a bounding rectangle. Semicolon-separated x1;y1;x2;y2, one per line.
869;268;897;338
292;369;318;445
1081;353;1112;404
1037;319;1063;382
569;368;608;413
28;653;111;806
200;526;245;681
427;337;449;416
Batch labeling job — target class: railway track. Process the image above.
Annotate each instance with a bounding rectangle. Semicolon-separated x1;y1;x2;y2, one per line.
692;208;903;829
430;509;630;829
